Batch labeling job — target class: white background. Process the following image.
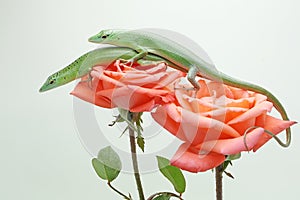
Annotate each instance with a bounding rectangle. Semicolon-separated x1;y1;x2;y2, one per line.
1;0;300;199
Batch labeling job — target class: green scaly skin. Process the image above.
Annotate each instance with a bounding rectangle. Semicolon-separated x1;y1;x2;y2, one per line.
39;47;174;92
88;29;292;147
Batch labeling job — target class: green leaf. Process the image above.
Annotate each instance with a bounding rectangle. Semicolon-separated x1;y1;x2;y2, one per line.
92;146;122;182
152;194;172;200
137;135;145;152
156;156;186;194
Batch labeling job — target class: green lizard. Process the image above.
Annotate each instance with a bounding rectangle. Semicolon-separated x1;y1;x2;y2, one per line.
88;29;292;147
39;47;176;92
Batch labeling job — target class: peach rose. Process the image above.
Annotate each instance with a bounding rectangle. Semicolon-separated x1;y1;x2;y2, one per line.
71;61;184;112
152;80;295;172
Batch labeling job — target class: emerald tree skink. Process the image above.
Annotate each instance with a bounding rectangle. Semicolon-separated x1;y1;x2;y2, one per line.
88;29;292;147
39;47;174;92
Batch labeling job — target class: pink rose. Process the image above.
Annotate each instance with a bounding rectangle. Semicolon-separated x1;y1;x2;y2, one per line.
152;80;296;172
71;61;184;112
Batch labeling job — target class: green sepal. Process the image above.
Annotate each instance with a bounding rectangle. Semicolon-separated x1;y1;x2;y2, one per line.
134;112;145;152
117;109;145;151
156;156;186;194
221;153;241;179
118;108;138;132
152;194;172;200
223;153;241;170
109;114;125;127
92;146;122;182
226;153;241;161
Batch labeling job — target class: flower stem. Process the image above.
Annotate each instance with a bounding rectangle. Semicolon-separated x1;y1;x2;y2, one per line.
215;165;223;200
107;182;131;200
129;125;145;200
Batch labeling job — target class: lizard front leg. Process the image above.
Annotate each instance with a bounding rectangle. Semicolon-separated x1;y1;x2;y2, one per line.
187;65;201;94
121;47;148;67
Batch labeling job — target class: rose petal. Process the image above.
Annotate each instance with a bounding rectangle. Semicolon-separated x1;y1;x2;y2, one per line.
199;127;265;155
228;86;250;99
226;97;255;109
253;93;268;105
201;107;248;123
152;103;241;145
253;116;296;151
170;143;225;172
71;81;114;108
228;101;273;125
227;101;273;134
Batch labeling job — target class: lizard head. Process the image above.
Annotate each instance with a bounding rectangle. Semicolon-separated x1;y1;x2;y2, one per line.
39;73;59;92
88;29;122;44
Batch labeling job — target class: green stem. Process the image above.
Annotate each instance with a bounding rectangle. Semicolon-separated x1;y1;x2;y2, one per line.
215;165;223;200
107;182;131;200
129;125;145;200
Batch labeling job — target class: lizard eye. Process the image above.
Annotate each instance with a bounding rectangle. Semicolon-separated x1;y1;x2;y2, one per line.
49;79;55;84
101;34;109;39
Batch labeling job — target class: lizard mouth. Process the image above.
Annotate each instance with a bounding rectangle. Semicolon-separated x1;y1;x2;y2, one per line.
88;35;99;43
39;85;49;92
39;83;54;92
